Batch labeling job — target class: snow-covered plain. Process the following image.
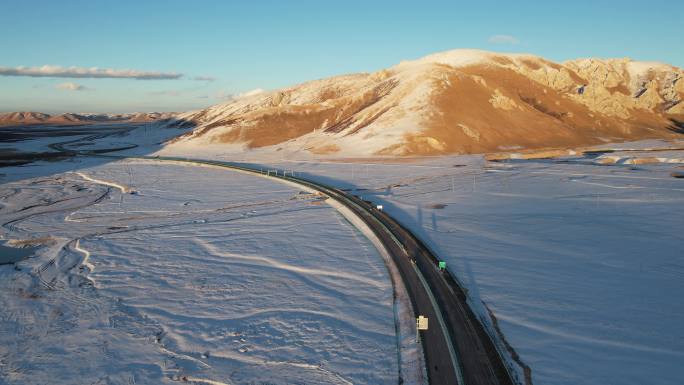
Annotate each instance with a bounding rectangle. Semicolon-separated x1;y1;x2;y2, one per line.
0;155;422;384
3;123;684;385
173;141;684;385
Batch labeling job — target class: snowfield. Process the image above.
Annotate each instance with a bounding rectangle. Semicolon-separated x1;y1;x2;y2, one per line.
167;140;684;385
0;157;423;385
2;122;684;385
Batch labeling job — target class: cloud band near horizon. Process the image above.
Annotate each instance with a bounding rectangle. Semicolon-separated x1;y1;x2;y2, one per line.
56;82;89;91
0;65;182;80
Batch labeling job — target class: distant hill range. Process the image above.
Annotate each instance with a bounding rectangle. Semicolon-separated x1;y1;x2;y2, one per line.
169;49;684;156
0;111;175;127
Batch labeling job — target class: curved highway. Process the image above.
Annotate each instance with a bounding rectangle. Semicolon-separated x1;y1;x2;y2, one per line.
142;156;516;385
47;125;515;385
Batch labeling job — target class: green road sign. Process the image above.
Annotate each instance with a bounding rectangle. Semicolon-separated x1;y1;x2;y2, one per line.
438;261;446;270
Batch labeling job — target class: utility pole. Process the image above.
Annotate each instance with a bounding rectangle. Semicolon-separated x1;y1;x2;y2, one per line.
472;172;477;193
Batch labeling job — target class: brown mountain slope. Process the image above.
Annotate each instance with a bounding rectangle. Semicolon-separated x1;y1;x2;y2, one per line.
173;49;682;155
0;112;52;125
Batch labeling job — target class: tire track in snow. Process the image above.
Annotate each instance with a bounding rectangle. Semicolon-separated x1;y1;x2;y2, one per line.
74;171;132;194
74;239;94;273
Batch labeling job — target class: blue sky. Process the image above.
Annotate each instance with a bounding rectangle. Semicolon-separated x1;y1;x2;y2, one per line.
1;0;681;113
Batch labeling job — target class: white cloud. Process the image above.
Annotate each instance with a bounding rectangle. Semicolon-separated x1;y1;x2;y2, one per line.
488;35;520;45
55;82;89;91
193;76;216;82
0;65;181;80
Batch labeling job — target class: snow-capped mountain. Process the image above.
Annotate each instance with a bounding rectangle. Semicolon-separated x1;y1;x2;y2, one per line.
171;49;684;156
0;111;176;126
